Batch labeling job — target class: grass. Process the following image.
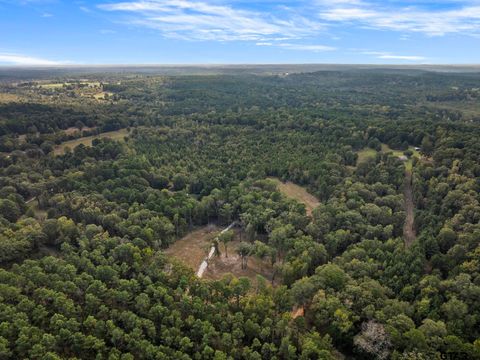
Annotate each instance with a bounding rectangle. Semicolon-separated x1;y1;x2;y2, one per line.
38;83;65;89
0;93;21;103
268;177;320;216
356;148;378;165
93;92;113;100
38;81;101;89
53;128;129;155
357;144;422;170
165;226;274;284
204;234;275;284
164;225;218;272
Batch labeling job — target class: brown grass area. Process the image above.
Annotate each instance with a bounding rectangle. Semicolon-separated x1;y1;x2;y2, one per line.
164;225;219;271
204;234;275;284
166;226;274;284
268;177;320;216
93;92;113;100
54;128;129;155
0;93;21;103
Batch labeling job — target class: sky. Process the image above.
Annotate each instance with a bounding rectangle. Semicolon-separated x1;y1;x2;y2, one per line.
0;0;480;65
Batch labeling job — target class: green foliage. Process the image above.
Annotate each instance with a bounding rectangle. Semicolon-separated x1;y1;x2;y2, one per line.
0;69;479;358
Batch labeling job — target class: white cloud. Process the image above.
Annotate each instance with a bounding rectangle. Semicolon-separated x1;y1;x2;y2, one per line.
318;1;480;36
98;0;324;42
362;51;426;61
377;54;426;61
0;53;67;66
257;42;335;51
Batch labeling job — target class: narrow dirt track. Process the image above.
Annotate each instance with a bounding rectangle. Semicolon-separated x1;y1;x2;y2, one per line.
403;169;416;247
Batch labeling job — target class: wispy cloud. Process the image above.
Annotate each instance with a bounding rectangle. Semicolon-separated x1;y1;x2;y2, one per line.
98;0;324;42
362;51;427;62
318;0;480;36
257;42;335;52
0;53;67;66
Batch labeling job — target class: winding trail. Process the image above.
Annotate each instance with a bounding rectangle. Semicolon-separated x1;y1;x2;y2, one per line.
196;222;236;278
403;169;416;247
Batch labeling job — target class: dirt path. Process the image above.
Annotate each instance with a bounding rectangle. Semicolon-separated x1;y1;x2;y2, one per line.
164;225;219;272
403;169;416;247
197;222;236;278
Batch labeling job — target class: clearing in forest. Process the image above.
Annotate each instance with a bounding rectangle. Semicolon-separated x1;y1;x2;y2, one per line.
0;93;21;103
203;230;275;284
93;92;114;101
356;144;421;166
166;226;275;283
164;225;219;272
54;128;129;155
356;148;378;164
268;177;320;216
356;144;419;246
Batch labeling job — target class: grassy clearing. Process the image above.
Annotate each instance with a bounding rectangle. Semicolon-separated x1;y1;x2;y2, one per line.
165;226;275;284
356;148;378;165
37;83;65;89
204;229;275;284
268;177;320;216
0;93;21;103
38;81;101;89
54;128;129;155
164;225;219;271
93;92;113;100
357;144;421;169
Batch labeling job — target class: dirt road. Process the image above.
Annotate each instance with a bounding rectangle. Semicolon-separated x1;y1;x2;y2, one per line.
403;170;416;247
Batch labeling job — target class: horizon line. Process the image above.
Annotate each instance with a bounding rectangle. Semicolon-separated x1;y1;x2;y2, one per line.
1;63;480;69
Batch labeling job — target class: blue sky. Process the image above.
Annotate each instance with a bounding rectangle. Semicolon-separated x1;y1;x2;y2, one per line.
0;0;479;65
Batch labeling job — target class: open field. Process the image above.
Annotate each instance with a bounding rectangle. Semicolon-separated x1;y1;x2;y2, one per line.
381;144;421;158
268;177;320;216
357;144;421;167
0;93;21;103
204;234;275;284
93;91;113;100
54;128;129;155
164;225;219;271
37;81;101;89
37;83;65;89
165;225;275;284
356;148;377;164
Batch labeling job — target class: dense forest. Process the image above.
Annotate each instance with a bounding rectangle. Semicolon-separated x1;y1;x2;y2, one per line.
0;67;479;359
